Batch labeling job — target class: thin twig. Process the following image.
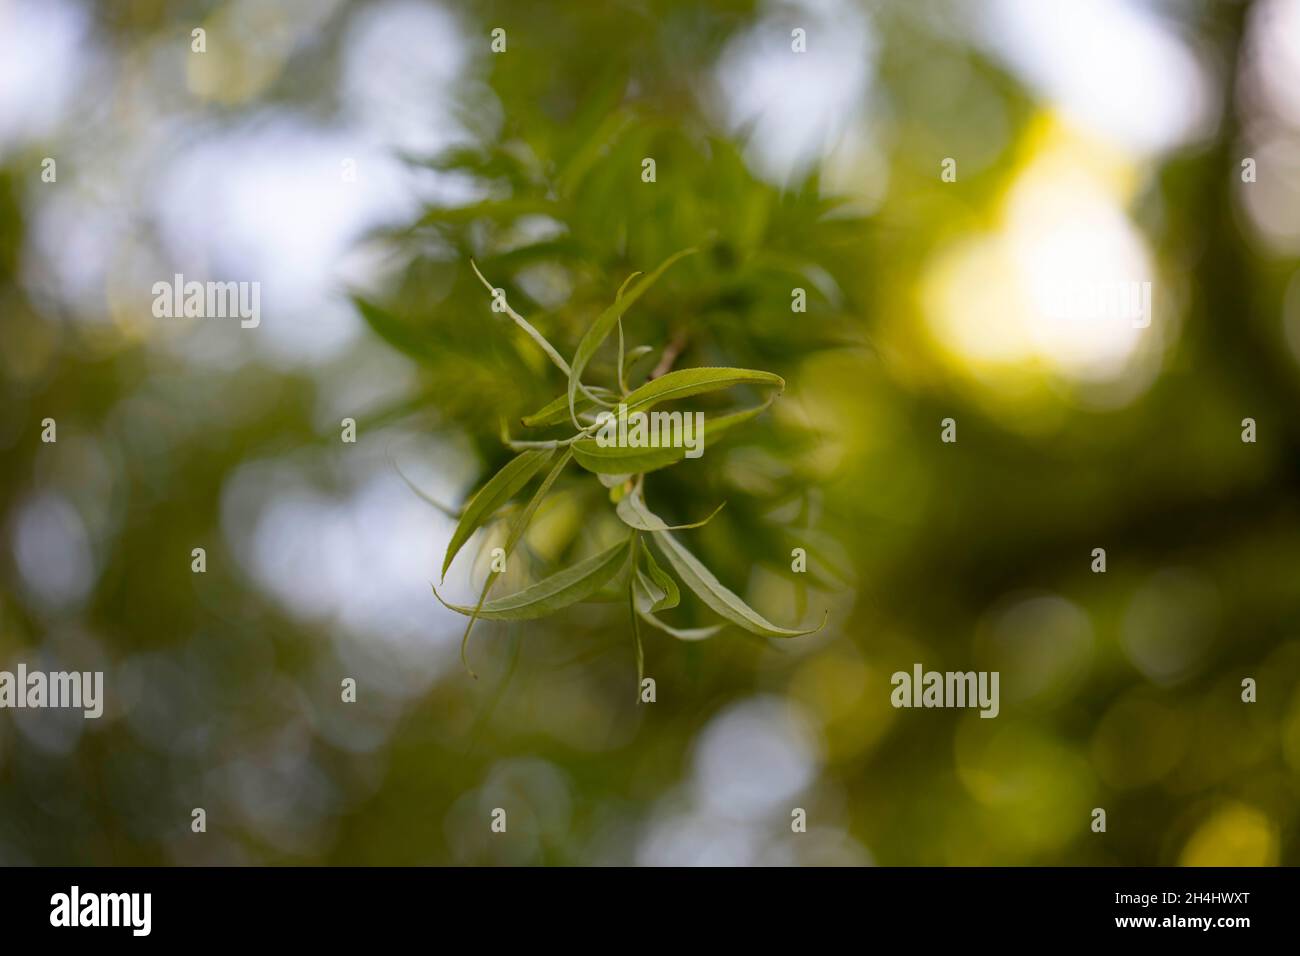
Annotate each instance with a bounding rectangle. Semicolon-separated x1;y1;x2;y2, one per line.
649;330;688;379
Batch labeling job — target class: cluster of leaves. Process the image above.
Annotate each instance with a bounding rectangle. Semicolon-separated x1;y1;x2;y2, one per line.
347;72;862;696
351;116;870;440
431;247;825;693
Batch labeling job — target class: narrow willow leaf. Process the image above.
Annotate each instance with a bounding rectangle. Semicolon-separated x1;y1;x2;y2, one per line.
576;524;637;606
651;529;826;638
615;271;643;301
566;247;697;425
622;345;654;383
616;318;627;394
634;568;668;611
631;548;715;639
582;586;630;604
570;399;773;475
637;608;722;642
504;450;571;559
433;537;631;620
632;552;678;613
582;550;635;603
502;438;563;453
621;367;784;416
615;273;641;393
521;388;615;428
442;447;555;581
639;538;679;610
458;450;572;674
629;567;681;613
616;486;724;533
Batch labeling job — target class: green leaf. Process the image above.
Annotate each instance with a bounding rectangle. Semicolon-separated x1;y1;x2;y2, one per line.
616;486;724;533
651;529;826;638
621;367;784;416
636;609;722;642
566;247;697;426
503;450;572;558
615;271;643;302
582;548;636;603
521;388;615;428
632;543;679;614
634;569;667;611
442;448;556;581
614;272;642;393
632;547;718;640
458;449;572;674
570;400;772;475
638;538;679;611
621;345;654;384
616;319;627;393
433;537;632;621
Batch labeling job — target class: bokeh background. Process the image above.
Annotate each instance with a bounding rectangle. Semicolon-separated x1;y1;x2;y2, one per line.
2;0;1300;866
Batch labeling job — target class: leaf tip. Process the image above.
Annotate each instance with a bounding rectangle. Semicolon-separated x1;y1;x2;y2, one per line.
460;625;479;680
